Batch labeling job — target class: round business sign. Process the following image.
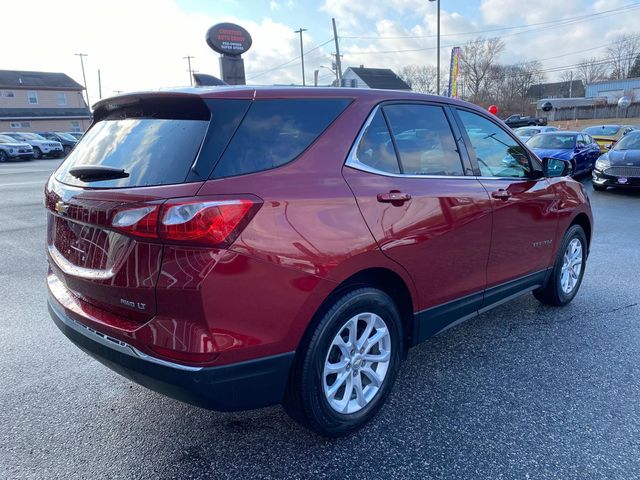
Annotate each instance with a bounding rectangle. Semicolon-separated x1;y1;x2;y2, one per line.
618;96;631;109
541;101;553;112
206;23;252;56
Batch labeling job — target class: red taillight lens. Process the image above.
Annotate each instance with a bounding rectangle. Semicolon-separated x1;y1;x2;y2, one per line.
111;197;260;247
111;205;159;238
160;199;254;245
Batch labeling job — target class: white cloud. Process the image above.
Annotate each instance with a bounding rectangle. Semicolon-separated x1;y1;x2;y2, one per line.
270;1;280;10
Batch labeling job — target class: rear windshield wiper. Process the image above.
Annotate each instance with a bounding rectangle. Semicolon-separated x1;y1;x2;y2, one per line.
68;165;129;181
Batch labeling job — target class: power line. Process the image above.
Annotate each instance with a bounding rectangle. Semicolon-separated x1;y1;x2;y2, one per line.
246;38;334;81
341;2;640;40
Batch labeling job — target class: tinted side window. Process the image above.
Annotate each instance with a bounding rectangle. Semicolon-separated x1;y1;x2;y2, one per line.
383;104;464;176
457;109;531;178
212;99;350;178
353;109;400;174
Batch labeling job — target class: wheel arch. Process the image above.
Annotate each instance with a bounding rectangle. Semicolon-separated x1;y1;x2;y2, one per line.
570;212;592;250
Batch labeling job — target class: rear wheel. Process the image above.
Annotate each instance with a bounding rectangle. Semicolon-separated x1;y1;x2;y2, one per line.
63;145;71;156
284;288;403;437
32;147;42;159
534;224;587;306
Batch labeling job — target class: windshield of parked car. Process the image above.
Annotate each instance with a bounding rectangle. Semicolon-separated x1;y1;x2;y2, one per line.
527;134;576;149
56;132;77;141
613;132;640;151
583;126;621;136
515;127;540;137
19;132;48;141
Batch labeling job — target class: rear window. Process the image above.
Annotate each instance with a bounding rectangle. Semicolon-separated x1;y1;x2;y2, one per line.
211;98;350;178
55;118;209;188
583;126;620;136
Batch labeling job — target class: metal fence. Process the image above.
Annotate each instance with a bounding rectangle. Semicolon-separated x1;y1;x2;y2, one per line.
538;102;640;121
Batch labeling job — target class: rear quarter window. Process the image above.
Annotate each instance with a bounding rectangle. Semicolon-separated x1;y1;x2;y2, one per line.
211;98;351;178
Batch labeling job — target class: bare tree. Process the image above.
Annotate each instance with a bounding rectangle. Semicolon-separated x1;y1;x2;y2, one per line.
575;57;609;84
459;37;505;102
397;65;438;94
606;34;640;79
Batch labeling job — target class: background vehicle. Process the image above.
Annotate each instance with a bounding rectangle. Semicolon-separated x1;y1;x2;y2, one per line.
37;132;77;156
504;114;548;128
0;134;33;161
63;131;84;141
583;124;635;153
0;132;63;159
592;130;640;191
526;131;600;176
514;126;558;142
46;88;592;437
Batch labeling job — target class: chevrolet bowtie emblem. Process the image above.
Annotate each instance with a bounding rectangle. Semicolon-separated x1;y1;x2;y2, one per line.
55;201;70;215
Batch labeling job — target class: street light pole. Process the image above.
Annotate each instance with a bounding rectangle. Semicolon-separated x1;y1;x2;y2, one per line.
74;53;89;106
294;28;307;86
428;0;440;95
183;56;195;86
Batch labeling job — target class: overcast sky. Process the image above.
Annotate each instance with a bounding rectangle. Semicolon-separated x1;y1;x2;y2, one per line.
2;0;639;106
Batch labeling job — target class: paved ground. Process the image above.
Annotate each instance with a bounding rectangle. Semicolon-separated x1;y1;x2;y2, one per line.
1;159;639;480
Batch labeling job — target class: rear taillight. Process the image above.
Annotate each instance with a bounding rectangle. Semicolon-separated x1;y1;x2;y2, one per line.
111;197;261;247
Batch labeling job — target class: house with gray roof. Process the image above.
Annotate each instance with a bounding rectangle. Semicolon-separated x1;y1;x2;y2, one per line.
0;70;92;133
340;67;411;90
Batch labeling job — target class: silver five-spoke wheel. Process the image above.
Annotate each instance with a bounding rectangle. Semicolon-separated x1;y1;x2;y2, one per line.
560;238;583;294
323;312;391;414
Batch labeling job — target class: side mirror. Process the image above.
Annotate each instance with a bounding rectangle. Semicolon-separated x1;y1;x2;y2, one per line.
543;157;572;177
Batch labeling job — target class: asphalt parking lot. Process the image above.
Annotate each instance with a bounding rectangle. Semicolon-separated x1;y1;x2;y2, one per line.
1;159;639;480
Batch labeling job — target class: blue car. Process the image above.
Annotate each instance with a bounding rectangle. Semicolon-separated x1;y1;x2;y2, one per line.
526;131;601;176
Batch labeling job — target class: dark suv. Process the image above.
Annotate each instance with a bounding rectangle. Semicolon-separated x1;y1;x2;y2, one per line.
46;87;592;437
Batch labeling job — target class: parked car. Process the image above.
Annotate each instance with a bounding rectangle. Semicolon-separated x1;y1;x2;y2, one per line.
37;132;78;156
0;132;63;159
583;124;635;153
64;131;84;141
46;87;592;437
592;130;640;191
514;126;558;142
0;134;33;161
526;131;601;176
504;114;548;128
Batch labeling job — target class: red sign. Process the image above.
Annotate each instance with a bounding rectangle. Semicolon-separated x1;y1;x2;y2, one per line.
206;23;252;56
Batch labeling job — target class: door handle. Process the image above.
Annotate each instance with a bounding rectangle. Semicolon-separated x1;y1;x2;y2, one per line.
377;191;411;204
491;189;512;201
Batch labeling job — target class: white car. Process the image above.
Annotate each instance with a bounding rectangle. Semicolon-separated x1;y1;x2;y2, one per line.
0;132;63;159
514;126;558;143
0;134;33;161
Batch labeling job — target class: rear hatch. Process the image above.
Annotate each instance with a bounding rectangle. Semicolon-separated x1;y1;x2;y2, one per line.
46;93;249;325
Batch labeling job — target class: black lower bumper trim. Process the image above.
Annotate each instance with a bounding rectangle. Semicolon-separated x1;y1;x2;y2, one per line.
48;298;295;412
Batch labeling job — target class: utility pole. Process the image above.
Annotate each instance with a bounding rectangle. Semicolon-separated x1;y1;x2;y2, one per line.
428;0;440;95
97;69;102;99
569;70;573;97
74;53;89;106
314;70;319;87
183;56;195;86
332;18;342;85
294;28;307;86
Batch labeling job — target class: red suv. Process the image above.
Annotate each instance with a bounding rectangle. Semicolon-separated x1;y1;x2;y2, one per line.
46;87;592;436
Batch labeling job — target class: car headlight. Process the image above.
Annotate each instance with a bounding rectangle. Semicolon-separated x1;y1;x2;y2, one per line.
595;158;610;171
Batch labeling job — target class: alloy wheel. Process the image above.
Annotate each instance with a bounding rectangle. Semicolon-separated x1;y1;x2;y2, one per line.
560;238;583;294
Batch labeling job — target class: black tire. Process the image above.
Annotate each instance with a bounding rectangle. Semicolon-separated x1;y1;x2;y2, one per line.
63;146;71;156
283;287;403;437
32;147;42;159
592;182;607;191
534;224;587;306
0;150;7;162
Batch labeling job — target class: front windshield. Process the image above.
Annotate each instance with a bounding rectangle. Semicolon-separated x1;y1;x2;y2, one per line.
527;134;576;149
515;128;539;137
613;133;640;151
0;135;16;143
584;126;621;136
20;132;47;141
57;132;77;141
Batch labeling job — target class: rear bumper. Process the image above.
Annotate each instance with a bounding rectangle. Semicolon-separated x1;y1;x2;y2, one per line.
48;295;295;411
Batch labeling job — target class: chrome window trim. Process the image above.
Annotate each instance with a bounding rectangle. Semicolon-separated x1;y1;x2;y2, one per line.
345;105;472;180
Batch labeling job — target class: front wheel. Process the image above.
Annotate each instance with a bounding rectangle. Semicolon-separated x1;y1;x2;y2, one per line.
284;288;403;437
0;150;7;162
32;148;41;159
534;224;587;306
